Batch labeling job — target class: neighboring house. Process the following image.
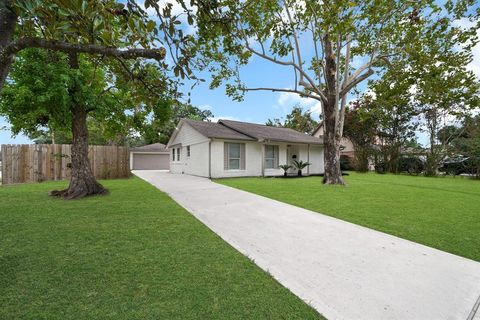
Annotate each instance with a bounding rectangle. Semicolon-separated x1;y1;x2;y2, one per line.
312;122;355;159
130;143;170;170
167;119;324;178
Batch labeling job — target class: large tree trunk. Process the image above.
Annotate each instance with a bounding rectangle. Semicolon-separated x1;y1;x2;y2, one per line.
425;108;438;176
50;53;107;199
0;0;16;89
323;112;344;185
322;33;345;185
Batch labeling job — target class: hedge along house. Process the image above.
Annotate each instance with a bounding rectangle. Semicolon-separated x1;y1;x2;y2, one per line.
167;119;324;178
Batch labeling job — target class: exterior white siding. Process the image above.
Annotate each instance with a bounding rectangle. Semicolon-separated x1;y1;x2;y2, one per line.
308;146;324;174
210;140;262;178
170;141;210;176
170;123;210;176
170;122;209;146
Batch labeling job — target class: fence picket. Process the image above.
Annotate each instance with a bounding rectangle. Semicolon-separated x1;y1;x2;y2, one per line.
0;144;130;184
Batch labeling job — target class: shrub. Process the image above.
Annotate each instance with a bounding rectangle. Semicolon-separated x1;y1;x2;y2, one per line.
340;155;353;171
292;160;311;176
398;156;425;175
375;161;386;174
279;164;292;177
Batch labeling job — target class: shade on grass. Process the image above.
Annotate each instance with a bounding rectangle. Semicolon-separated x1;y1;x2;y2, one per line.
0;177;323;320
216;172;480;262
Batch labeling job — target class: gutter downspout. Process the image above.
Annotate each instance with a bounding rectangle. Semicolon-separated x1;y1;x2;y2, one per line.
208;139;212;179
261;140;265;177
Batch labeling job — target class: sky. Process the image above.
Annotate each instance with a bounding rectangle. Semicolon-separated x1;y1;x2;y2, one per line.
1;1;479;145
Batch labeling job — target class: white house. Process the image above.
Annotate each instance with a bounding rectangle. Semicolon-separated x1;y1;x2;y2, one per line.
167;119;324;178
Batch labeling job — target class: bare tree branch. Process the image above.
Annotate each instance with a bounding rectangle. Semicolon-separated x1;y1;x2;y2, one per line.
243;38;327;102
340;68;375;97
243;87;322;101
337;34;351;137
334;32;342;126
284;4;304;82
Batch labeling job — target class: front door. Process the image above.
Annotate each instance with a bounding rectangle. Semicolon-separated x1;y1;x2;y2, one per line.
286;145;299;175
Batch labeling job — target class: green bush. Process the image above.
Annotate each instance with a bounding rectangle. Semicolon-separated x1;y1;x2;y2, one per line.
340;155;353;171
398;156;425;175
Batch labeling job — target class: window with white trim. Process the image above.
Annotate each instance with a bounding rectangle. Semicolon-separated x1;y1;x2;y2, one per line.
224;142;245;170
187;145;191;157
172;148;175;161
265;145;279;169
228;143;241;170
176;148;180;161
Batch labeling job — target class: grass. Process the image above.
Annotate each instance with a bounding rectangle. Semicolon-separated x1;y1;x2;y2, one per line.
216;172;480;262
0;177;323;320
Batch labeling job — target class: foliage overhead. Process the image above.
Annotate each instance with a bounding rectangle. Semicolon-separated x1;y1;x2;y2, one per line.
184;0;479;104
0;49;171;144
266;105;319;134
134;102;214;145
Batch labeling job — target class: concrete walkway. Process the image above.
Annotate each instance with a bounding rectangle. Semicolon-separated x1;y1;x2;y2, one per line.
133;170;480;320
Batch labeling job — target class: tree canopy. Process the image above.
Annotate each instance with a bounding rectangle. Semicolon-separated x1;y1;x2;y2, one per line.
266;105;319;134
0;49;171;146
181;0;480;184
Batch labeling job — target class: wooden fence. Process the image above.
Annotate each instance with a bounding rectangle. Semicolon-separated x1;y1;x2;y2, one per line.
1;144;130;185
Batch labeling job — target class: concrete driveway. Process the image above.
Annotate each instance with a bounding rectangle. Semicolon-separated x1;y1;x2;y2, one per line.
133;170;480;320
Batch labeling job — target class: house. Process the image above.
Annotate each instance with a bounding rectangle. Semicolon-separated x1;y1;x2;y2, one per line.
129;143;170;170
167;119;324;178
312;122;355;160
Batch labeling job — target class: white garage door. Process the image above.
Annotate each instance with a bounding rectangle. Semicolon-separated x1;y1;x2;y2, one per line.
132;153;170;170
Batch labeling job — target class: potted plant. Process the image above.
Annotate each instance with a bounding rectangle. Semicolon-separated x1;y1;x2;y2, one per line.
279;164;292;177
292;160;311;176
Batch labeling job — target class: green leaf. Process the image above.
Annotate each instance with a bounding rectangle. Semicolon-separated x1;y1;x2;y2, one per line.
146;20;156;33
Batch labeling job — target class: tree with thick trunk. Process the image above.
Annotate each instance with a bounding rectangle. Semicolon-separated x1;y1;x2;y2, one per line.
186;0;478;185
0;0;191;199
49;53;108;198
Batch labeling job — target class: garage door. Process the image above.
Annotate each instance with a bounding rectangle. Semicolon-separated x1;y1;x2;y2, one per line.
132;153;170;170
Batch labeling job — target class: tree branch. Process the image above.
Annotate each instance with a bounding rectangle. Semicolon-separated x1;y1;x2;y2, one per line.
242;36;327;102
3;37;166;60
337;34;351;138
242;87;322;101
340;68;374;97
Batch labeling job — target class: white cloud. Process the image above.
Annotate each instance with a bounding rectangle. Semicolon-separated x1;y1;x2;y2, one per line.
208;115;240;123
275;90;322;115
200;104;212;111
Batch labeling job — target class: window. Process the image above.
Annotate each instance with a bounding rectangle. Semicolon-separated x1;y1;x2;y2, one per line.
225;142;245;170
187;146;191;157
265;145;279;169
172;148;175;161
176;148;180;161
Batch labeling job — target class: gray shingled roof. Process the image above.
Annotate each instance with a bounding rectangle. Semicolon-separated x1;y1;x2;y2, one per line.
183;119;323;145
184;119;256;141
219;120;323;144
130;143;168;152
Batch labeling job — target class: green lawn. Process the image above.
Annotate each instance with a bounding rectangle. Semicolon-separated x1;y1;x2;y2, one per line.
216;172;480;262
0;177;322;320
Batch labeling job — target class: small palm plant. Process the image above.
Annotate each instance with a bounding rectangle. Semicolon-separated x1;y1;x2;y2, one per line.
279;164;292;177
292;160;311;176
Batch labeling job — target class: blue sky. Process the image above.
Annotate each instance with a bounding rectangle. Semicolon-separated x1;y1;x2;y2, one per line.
1;1;479;145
